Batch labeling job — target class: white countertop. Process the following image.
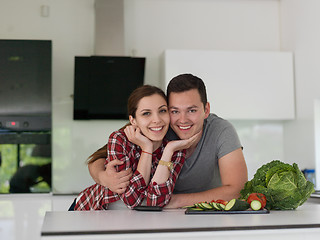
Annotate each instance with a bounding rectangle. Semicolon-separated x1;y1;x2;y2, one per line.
41;202;320;239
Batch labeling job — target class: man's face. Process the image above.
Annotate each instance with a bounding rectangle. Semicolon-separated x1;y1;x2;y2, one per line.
168;89;210;140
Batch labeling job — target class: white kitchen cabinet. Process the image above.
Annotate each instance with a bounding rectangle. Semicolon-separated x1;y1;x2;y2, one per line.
163;50;295;120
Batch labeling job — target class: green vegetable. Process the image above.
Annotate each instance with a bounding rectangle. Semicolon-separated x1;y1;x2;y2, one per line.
210;202;222;210
199;202;214;210
181;205;196;209
217;203;226;210
240;160;315;210
225;199;249;211
189;207;204;211
250;200;262;211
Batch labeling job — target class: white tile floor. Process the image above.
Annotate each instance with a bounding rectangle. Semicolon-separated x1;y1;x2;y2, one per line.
0;193;76;240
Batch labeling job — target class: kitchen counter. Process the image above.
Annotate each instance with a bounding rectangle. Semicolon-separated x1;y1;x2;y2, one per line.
41;202;320;240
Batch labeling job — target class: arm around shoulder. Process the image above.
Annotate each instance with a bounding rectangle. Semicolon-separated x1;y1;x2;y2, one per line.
88;158;105;185
88;158;132;194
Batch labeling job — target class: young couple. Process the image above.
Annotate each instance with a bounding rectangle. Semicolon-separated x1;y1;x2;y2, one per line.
73;73;248;210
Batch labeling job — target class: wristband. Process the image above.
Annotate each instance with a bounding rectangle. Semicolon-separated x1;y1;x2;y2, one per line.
158;160;173;171
142;150;152;156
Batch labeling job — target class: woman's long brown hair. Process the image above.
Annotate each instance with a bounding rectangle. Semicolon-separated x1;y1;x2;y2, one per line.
86;85;166;164
86;144;108;164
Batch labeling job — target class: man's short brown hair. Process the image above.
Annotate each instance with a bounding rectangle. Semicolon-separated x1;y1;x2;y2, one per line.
167;73;208;109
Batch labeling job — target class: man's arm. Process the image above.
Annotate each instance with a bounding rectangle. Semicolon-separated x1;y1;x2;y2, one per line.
165;148;248;208
88;158;132;194
88;158;105;184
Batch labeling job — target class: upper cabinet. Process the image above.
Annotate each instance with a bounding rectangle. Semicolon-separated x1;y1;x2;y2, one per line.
163;50;295;120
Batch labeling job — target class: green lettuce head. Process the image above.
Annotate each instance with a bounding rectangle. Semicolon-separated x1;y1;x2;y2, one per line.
240;160;315;210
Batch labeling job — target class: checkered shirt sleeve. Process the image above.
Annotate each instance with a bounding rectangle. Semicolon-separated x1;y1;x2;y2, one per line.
146;150;185;207
74;183;118;210
74;130;186;210
107;131;148;209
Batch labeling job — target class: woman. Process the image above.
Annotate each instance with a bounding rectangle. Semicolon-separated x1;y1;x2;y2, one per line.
74;85;199;210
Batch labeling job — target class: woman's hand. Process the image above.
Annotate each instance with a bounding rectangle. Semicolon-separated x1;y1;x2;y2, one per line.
166;131;202;153
125;125;153;184
124;125;153;152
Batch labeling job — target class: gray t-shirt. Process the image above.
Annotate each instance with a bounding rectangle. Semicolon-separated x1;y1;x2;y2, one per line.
166;114;242;194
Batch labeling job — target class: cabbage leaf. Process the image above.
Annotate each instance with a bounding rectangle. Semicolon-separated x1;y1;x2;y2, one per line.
240;160;315;210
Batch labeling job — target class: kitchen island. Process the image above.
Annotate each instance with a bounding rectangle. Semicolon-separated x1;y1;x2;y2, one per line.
41;201;320;240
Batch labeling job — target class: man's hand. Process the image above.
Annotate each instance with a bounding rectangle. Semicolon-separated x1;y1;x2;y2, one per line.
88;158;132;194
100;160;132;194
164;194;181;208
165;148;248;209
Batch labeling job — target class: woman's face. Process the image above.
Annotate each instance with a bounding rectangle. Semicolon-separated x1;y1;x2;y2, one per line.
130;94;169;142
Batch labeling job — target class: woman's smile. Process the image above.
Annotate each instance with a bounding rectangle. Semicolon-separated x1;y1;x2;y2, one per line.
149;126;164;131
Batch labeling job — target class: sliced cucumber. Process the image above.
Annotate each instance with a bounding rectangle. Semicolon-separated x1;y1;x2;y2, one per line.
250;200;262;211
218;203;226;210
194;203;203;209
181;204;196;209
211;202;222;210
225;199;249;211
196;203;208;210
189;207;204;211
200;202;214;210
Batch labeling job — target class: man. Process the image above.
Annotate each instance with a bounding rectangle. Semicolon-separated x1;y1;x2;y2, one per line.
88;73;248;208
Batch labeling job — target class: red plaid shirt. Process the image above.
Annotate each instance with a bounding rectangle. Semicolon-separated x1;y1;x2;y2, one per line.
74;129;185;210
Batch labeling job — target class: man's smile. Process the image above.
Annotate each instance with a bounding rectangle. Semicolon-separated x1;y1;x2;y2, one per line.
178;125;192;130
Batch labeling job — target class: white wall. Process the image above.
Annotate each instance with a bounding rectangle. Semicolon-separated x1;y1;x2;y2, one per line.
121;0;283;181
1;0;283;193
120;0;319;182
0;0;97;193
280;0;320;187
81;0;282;191
4;0;316;193
95;0;125;55
124;0;281;87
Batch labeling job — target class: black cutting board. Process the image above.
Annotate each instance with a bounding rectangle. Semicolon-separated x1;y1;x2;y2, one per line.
185;208;270;215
